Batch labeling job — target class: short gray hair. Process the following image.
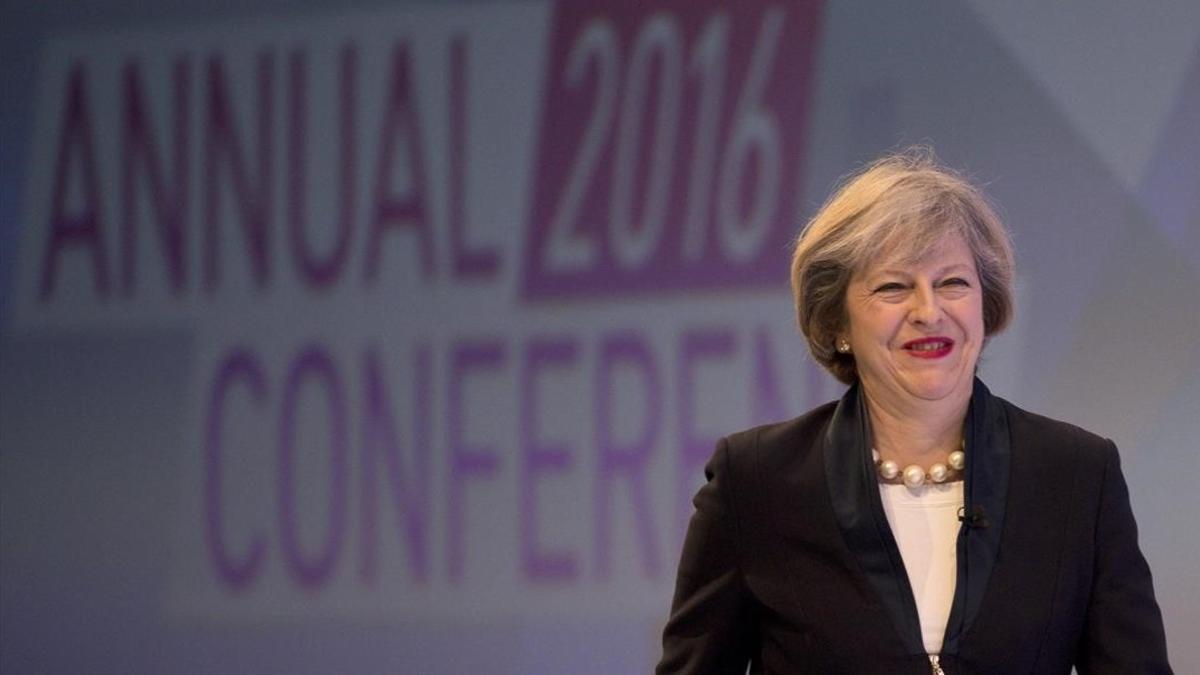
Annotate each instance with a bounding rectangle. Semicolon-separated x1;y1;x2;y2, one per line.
790;149;1015;384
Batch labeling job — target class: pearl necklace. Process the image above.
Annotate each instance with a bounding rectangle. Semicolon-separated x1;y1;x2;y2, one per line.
875;442;965;488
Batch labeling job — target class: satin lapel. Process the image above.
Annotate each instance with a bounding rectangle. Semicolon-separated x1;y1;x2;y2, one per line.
822;382;926;655
941;378;1011;654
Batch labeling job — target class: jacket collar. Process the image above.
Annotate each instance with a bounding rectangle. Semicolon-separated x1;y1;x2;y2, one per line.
822;377;1010;655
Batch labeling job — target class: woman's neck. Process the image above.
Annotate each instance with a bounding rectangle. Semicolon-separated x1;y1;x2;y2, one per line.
861;382;969;467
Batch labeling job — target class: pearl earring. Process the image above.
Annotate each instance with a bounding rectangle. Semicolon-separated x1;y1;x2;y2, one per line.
837;339;851;354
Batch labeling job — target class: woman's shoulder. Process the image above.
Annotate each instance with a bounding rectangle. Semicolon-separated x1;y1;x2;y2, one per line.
993;395;1119;468
706;402;840;509
721;400;840;463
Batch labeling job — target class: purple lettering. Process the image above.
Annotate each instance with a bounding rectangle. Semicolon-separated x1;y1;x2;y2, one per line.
676;327;734;538
364;43;434;284
448;36;498;280
204;52;273;291
359;344;432;584
519;336;579;583
751;326;788;424
204;347;267;590
447;339;505;584
287;45;356;289
278;345;347;589
40;62;109;300
121;57;189;296
594;332;662;580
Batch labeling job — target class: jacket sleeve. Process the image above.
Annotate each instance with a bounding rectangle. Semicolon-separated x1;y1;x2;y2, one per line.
657;437;757;674
1076;441;1173;674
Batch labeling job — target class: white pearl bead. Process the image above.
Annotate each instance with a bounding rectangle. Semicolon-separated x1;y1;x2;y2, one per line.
929;463;948;483
903;465;925;488
948;450;965;471
879;460;900;480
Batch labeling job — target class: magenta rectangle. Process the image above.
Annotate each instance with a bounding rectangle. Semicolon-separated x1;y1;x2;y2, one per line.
522;0;825;300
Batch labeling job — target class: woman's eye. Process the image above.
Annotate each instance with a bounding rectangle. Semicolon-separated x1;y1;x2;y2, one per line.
873;283;906;293
941;277;970;287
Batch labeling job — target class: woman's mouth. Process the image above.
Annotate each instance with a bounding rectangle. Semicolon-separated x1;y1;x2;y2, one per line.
902;337;954;359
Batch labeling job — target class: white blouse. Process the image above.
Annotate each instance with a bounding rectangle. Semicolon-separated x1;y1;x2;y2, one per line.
878;479;963;655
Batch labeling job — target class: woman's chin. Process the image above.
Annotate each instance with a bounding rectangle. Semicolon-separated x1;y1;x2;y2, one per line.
899;375;970;403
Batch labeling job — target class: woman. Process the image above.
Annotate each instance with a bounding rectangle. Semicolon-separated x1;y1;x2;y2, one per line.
657;151;1172;674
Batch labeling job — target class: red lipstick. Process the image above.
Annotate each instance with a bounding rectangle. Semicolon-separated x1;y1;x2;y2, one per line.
902;337;954;359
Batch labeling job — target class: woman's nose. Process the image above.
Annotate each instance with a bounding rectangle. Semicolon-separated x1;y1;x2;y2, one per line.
908;286;943;324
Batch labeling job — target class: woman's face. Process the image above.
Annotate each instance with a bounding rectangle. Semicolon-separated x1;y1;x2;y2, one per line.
843;233;984;408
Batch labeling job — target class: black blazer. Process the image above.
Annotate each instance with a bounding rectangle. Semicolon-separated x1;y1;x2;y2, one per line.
658;380;1171;674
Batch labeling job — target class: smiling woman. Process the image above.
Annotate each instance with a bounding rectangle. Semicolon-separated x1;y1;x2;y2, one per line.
657;150;1173;674
845;236;984;416
842;235;987;484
